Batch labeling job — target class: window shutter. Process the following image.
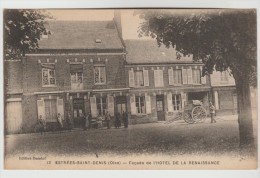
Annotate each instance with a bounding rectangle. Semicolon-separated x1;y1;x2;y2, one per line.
130;95;136;115
37;99;45;120
181;92;186;109
182;69;188;84
159;70;164;86
167;93;173;112
154;70;159;87
129;69;135;87
201;74;207;84
168;68;174;85
57;98;64;119
145;94;151;114
187;68;193;84
90;96;97;117
143;70;149;86
107;95;114;116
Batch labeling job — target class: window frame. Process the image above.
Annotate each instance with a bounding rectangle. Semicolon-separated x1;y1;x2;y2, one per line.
135;96;146;114
134;70;144;87
192;69;201;84
96;97;107;116
41;65;56;87
173;69;182;85
172;94;182;111
94;65;107;85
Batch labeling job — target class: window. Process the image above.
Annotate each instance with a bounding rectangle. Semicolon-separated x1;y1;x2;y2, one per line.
42;64;56;86
192;69;201;84
135;71;144;86
135;96;145;114
70;64;83;90
44;99;57;122
220;71;229;82
172;94;181;111
94;65;106;84
173;69;182;84
154;69;164;87
97;97;107;116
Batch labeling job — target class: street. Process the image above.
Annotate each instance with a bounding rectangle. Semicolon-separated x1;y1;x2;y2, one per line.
5;115;251;158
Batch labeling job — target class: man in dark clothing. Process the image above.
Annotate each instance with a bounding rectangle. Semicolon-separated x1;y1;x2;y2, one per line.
122;111;128;128
209;102;216;123
105;111;111;129
115;112;121;128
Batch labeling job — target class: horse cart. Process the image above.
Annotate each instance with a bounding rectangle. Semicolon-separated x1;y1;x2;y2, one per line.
168;100;207;124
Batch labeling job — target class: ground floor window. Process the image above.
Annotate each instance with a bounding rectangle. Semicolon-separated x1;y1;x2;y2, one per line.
97;97;107;116
135;96;145;114
172;94;181;111
45;99;57;122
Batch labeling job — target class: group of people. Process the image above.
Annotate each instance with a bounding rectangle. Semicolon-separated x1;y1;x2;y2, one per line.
37;102;216;135
115;111;128;128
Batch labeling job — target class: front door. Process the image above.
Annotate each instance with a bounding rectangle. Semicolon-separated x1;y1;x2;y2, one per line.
116;96;127;114
156;95;165;121
73;98;84;128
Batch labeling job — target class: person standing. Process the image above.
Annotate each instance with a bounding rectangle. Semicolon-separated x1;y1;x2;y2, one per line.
38;115;46;135
67;112;73;132
57;113;64;131
122;111;128;128
209;102;216;123
105;111;111;129
115;112;121;128
84;113;89;130
87;112;92;129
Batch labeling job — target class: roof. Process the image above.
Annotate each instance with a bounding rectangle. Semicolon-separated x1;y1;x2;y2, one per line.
38;21;124;50
125;40;193;64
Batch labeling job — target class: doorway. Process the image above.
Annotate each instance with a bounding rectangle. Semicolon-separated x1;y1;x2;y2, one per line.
116;96;127;114
156;95;165;121
73;98;84;128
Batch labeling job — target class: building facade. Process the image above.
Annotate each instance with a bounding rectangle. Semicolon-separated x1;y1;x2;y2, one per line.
5;20;128;133
124;40;211;124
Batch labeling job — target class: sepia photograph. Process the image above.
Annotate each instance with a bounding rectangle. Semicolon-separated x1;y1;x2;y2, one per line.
3;8;258;170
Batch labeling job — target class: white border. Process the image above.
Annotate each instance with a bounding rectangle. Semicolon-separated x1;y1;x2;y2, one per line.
1;1;259;178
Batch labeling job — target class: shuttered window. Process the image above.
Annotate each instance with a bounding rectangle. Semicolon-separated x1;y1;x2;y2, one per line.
136;96;146;114
172;94;182;111
167;93;173;112
97;97;107;116
145;94;151;114
135;71;144;86
94;65;106;84
130;95;136;114
192;69;201;84
90;96;97;117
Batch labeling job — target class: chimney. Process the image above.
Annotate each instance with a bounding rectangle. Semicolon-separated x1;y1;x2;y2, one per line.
113;10;123;38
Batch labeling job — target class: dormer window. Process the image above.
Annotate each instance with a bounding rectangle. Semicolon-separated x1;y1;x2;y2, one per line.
95;39;102;43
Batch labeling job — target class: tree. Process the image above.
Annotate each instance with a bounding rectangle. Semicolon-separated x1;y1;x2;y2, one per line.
4;9;52;58
136;9;257;148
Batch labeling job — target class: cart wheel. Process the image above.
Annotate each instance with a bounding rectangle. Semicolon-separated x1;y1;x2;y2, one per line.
192;106;207;123
183;112;195;124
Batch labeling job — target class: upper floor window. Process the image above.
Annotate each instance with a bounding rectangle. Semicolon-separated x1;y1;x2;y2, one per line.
173;69;182;84
136;96;145;114
135;70;144;86
220;71;229;82
154;69;164;87
192;69;201;84
42;64;56;86
94;65;106;84
70;64;83;90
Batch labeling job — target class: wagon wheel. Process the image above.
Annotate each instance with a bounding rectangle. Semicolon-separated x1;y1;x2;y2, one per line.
183;112;195;124
192;106;207;123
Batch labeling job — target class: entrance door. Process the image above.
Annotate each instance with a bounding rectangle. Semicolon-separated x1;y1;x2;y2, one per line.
73;98;84;128
116;96;127;114
156;95;165;121
6;101;22;134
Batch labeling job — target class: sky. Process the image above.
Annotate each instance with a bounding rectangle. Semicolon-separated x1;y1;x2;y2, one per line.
46;9;149;39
